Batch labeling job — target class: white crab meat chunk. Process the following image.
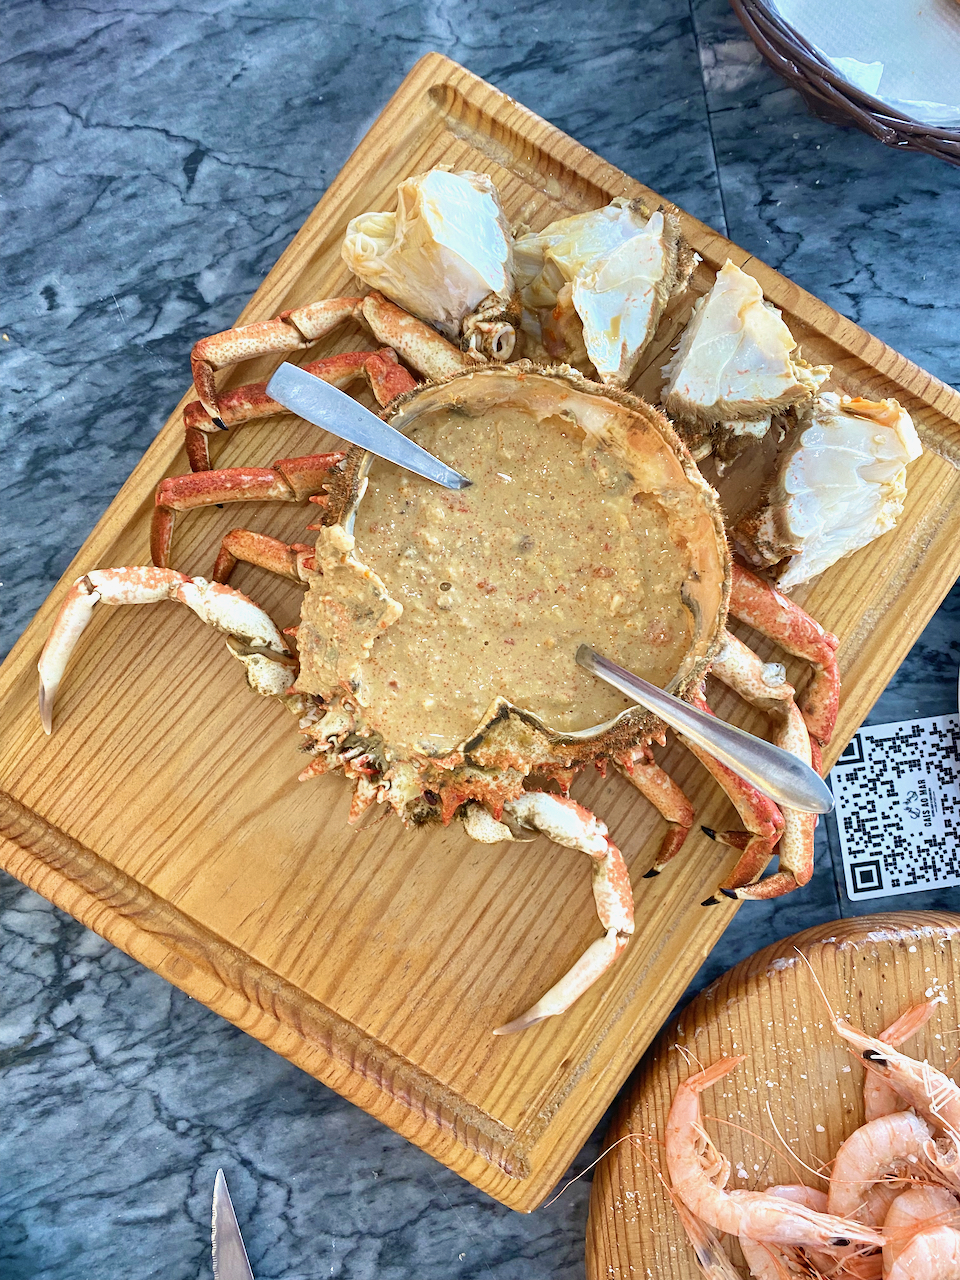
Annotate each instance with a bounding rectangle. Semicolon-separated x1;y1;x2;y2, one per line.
572;214;677;384
662;259;829;424
735;393;923;590
514;199;689;385
341;168;514;340
514;200;651;307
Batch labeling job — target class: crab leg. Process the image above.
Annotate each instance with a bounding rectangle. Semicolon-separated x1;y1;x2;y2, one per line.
360;292;481;381
38;567;293;734
729;563;840;745
677;683;785;905
185;292;466;468
481;792;634;1035
151;452;345;568
212;530;307;584
362;348;419;404
191;297;364;419
612;743;695;872
184;348;403;471
707;630;818;899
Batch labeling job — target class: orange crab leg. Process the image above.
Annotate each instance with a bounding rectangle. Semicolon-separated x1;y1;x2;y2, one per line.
151;452;345;568
185;292;466;468
191;297;364;418
707;631;818;900
213;530;307;584
677;683;785;905
488;792;634;1035
729;563;840;745
362;348;419;404
360;291;480;382
184;348;389;471
612;743;695;872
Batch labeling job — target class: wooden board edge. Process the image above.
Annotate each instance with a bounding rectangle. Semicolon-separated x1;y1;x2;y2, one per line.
0;787;543;1196
687;909;960;983
820;498;960;754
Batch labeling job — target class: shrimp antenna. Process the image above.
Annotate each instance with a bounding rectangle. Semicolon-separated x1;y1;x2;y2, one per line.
541;1132;648;1208
794;946;843;1026
705;1108;830;1184
675;1041;707;1073
763;1100;832;1183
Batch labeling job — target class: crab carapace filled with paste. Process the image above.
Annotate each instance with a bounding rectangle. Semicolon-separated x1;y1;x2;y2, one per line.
295;367;728;759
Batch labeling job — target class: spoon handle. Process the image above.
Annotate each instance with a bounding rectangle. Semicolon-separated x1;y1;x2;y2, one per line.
576;646;834;815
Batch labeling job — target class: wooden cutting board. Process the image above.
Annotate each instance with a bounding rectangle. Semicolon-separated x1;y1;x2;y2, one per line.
1;53;959;1212
586;911;960;1277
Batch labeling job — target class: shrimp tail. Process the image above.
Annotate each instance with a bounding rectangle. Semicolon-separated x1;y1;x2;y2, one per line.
671;1198;745;1279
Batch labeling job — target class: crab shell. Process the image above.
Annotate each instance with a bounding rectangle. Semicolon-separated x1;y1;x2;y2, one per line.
294;362;732;826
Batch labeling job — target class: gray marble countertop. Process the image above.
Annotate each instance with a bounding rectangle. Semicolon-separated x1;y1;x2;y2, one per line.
2;3;959;1278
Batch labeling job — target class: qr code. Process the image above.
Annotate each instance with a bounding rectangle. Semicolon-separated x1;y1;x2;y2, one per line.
829;714;960;900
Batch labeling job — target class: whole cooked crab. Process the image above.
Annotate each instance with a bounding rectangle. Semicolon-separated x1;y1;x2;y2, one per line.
38;291;839;1034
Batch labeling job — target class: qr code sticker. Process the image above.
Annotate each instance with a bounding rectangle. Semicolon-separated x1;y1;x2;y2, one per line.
829;714;960;900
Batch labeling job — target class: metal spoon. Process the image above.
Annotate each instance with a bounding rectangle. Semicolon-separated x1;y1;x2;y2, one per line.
576;645;834;815
266;363;471;489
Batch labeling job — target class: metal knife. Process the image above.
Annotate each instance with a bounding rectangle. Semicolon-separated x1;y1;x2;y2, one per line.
265;362;471;490
212;1169;254;1280
577;645;834;815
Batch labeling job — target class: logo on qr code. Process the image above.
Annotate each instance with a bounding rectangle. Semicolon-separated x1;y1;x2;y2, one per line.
829;714;960;901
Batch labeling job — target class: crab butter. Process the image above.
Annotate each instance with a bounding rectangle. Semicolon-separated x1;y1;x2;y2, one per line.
295;369;727;759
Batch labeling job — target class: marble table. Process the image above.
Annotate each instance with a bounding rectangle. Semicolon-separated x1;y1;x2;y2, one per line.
3;3;959;1277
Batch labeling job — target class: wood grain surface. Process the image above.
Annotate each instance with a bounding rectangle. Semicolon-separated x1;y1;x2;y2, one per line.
586;911;960;1277
1;53;959;1211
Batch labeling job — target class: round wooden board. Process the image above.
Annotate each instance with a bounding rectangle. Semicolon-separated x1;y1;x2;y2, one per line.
585;911;960;1279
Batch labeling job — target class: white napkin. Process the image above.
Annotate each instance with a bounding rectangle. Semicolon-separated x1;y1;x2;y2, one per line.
772;0;960;125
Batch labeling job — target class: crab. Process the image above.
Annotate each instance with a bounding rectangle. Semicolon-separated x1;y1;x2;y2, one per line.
37;291;840;1035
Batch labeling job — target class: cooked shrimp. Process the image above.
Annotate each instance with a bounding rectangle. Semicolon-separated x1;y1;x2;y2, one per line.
739;1185;831;1278
884;1223;960;1278
833;1019;960;1140
665;1056;883;1250
737;1235;803;1277
882;1185;960;1273
861;1181;909;1237
833;1018;960;1189
766;1184;829;1212
827;1111;933;1223
738;1185;884;1279
866;1003;938;1122
639;1132;743;1278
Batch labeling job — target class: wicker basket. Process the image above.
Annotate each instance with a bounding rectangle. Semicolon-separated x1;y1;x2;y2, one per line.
731;0;960;166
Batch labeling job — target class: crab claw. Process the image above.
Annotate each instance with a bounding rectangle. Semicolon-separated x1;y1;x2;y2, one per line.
38;567;290;734
490;791;634;1035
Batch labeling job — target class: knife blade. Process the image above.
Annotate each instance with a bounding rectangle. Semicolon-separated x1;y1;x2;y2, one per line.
576;645;834;815
212;1169;254;1280
265;362;472;490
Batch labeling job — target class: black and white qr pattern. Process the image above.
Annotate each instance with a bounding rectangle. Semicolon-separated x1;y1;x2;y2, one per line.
829;714;960;900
